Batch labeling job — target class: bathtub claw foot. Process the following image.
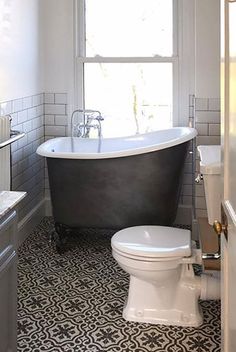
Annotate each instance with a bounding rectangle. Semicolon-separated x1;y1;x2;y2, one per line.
56;241;66;255
54;223;71;254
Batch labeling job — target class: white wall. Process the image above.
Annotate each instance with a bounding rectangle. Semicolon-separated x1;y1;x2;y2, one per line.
195;0;220;98
41;0;74;112
0;0;42;102
0;0;75;106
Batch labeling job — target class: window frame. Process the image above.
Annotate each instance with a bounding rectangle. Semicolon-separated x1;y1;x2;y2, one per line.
73;0;194;129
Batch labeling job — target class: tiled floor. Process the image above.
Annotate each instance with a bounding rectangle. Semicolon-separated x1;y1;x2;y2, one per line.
17;218;221;352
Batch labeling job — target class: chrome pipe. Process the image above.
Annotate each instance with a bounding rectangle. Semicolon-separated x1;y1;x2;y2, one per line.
202;253;221;260
0;131;25;149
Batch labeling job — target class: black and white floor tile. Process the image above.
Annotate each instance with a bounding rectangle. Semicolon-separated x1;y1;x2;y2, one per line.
18;218;220;352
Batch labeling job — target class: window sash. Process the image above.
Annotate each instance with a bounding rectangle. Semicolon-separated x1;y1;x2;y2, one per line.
75;0;179;127
76;56;178;63
77;0;178;59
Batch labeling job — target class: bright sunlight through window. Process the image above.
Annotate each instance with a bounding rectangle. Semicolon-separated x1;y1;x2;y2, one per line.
78;0;176;137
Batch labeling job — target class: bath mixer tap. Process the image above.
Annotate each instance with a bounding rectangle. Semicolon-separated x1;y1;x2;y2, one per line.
79;115;104;138
71;109;104;138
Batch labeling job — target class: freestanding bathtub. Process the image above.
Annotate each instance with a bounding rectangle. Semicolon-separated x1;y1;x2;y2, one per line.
37;127;197;250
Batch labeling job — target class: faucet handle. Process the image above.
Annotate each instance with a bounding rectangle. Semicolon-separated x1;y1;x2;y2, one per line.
95;115;104;122
86;112;104;123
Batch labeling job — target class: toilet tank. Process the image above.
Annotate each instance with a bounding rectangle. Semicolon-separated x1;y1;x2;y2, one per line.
197;145;221;225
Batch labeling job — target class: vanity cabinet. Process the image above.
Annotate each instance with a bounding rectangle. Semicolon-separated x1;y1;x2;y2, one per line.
0;210;18;352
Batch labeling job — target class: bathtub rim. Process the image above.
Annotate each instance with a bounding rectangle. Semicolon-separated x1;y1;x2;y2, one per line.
37;127;197;160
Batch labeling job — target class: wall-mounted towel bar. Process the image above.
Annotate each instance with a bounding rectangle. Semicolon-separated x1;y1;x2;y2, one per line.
0;130;25;149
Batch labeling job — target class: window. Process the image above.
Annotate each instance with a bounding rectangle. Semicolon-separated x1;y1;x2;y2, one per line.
76;0;178;137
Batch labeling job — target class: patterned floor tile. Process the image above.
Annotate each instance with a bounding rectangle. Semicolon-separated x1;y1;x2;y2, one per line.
17;217;221;351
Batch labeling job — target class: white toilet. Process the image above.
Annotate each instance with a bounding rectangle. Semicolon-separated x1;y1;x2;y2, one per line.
111;145;221;327
112;226;205;326
112;225;220;326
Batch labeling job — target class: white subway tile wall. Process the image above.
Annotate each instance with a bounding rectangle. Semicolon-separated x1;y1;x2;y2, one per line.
44;93;68;138
44;93;68;199
194;97;221;219
0;94;45;221
0;93;68;222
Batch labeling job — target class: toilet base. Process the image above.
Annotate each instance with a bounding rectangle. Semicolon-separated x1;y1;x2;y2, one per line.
123;265;203;327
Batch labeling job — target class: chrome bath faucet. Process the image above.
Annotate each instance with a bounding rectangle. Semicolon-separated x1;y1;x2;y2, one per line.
71;109;104;138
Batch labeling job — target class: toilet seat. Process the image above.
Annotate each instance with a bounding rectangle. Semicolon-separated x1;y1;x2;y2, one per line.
111;225;191;259
112;246;183;262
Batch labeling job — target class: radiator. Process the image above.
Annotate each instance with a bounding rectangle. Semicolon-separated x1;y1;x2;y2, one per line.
0;116;11;191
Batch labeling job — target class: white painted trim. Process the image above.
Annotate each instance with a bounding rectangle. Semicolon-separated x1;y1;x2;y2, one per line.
72;0;80;111
74;0;85;110
173;56;179;127
17;199;45;248
173;0;179;57
177;0;195;126
224;199;236;227
76;56;178;63
77;0;86;57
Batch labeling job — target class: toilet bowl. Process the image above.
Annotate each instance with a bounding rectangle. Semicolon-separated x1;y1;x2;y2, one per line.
111;225;220;327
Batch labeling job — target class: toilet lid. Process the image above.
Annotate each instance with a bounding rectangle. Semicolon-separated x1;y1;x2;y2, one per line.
111;226;191;258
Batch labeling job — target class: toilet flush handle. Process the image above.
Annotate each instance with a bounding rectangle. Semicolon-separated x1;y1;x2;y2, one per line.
195;173;203;184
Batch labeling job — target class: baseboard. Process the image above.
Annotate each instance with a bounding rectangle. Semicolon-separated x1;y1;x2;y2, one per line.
17;199;45;248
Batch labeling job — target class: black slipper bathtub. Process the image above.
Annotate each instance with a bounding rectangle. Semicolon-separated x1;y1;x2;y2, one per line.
37;127;197;251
